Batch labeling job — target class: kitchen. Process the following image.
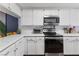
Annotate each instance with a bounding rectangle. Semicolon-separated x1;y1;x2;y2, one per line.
0;3;79;56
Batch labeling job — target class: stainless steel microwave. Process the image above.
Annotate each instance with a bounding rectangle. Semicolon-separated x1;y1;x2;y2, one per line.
44;16;59;23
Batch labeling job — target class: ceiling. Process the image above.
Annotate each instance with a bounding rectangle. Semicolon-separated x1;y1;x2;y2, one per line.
18;3;79;9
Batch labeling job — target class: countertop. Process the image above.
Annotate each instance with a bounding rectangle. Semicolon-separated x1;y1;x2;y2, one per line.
57;33;79;37
0;34;44;53
22;33;44;36
56;30;79;37
0;35;23;52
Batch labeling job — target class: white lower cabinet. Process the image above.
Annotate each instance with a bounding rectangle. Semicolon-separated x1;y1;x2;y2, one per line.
15;37;25;56
27;37;36;55
0;36;44;56
24;37;28;55
36;37;44;55
64;36;79;55
25;36;44;55
0;37;25;56
0;44;16;56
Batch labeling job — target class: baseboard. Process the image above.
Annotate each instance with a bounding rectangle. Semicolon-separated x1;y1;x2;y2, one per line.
23;54;45;56
64;54;79;56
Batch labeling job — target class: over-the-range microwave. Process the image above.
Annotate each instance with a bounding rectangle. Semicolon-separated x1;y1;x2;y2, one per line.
44;16;60;23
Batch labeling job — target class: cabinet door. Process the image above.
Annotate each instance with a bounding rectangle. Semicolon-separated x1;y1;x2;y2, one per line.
70;9;79;26
28;37;36;55
33;9;44;25
10;3;21;17
44;9;59;16
0;44;15;56
64;37;76;55
59;9;70;25
0;3;10;10
15;38;25;56
21;37;26;55
22;9;33;25
19;37;25;56
36;37;44;55
0;3;10;13
24;37;28;55
75;37;79;54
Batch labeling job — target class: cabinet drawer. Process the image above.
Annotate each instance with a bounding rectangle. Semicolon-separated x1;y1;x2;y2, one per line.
64;37;77;42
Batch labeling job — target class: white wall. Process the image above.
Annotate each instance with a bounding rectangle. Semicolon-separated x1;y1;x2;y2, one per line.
0;11;5;25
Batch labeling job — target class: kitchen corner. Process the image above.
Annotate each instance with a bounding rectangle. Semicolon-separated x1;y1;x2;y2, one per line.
1;3;79;56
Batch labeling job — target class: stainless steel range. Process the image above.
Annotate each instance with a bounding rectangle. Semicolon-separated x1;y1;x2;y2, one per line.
43;16;63;56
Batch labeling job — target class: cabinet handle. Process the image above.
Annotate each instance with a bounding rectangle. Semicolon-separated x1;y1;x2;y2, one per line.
28;39;37;42
32;40;37;42
14;49;16;52
28;39;33;41
19;41;22;43
14;48;18;52
16;48;18;50
76;39;79;41
37;39;41;41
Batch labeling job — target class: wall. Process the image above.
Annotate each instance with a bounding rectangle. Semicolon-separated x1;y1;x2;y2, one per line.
0;11;5;25
21;25;43;35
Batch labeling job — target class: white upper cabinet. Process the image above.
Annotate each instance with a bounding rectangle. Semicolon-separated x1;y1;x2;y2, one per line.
0;3;10;10
44;9;59;16
33;9;44;25
70;9;79;26
0;3;10;13
21;9;33;25
59;9;79;26
59;9;70;25
10;3;21;17
22;9;44;25
0;3;21;17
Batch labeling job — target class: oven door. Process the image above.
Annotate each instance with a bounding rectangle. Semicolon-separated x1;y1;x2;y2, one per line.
45;39;63;53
